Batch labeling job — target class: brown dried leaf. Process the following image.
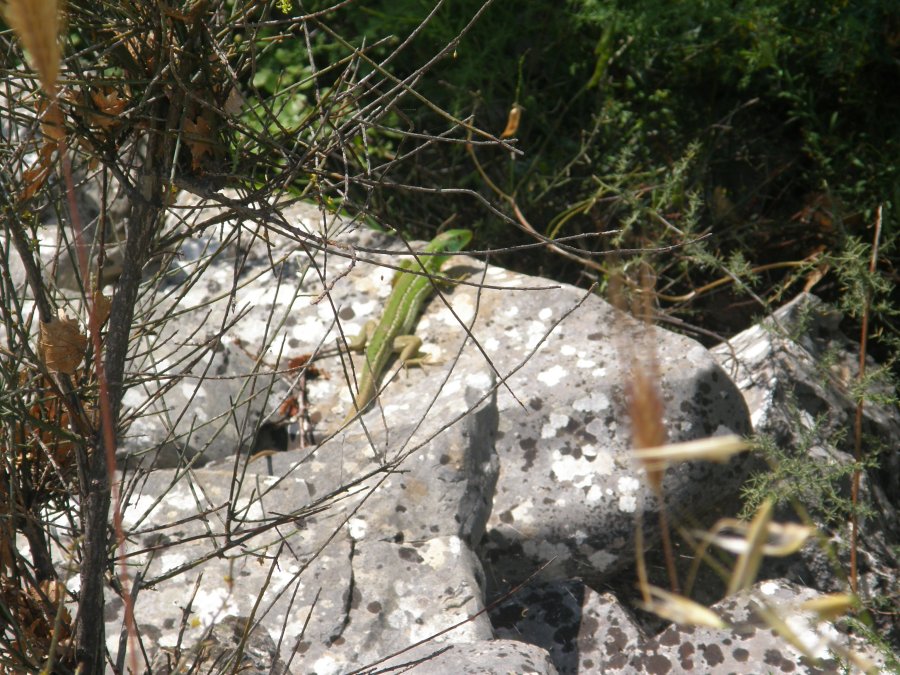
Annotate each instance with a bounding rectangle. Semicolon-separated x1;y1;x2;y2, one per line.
18;143;55;203
37;99;66;142
0;524;15;574
224;87;244;116
183;115;214;171
92;291;112;326
500;103;522;139
89;88;127;129
39;316;87;374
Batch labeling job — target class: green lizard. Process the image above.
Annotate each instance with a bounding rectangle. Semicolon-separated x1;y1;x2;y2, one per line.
343;228;472;423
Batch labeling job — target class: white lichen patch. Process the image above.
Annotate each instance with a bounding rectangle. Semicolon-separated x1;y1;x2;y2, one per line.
238;281;282;309
159;552;187;574
438;376;463;398
591;365;608;378
577;358;596;368
179;380;206;404
523;538;572;563
561;344;577;357
587;418;618;441
121;386;148;409
526;320;553;350
550;452;592;488
193;585;239;628
465;370;494;391
616;475;641;513
420;536;462;569
741;333;772;362
537;365;568;386
362;267;396;299
584;446;614;475
541;411;570;438
291;311;335;347
435;293;476;325
486;265;508;279
785;612;841;660
588;549;618;572
348;517;368;540
122;494;159;528
573;392;610;413
311;655;341;675
234;496;265;521
66;575;81;593
618;493;638;513
502;304;520;318
585;484;605;503
382;402;412;420
164;487;198;513
508;499;535;525
538;307;554;321
265;563;301;600
760;580;781;596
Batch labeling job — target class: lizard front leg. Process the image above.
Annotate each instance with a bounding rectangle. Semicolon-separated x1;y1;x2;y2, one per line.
392;335;427;371
347;320;377;353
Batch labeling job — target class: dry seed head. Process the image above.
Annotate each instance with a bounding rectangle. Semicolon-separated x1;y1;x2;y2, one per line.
727;498;773;595
3;0;64;97
635;586;726;629
694;518;813;557
798;594;856;622
632;435;749;473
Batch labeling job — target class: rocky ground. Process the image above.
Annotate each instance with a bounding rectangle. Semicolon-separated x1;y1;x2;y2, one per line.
15;191;898;673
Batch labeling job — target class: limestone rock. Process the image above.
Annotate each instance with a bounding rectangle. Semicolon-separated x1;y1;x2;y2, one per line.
494;579;885;674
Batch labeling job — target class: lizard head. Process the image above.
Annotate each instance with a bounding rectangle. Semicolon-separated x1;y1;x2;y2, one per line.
428;228;473;253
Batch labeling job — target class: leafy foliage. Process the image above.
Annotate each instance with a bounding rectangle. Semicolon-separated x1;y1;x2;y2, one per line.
272;0;898;342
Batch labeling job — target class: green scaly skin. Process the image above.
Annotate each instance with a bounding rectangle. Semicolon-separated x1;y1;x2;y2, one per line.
344;229;472;423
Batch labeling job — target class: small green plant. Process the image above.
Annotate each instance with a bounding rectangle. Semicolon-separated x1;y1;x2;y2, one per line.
740;427;878;527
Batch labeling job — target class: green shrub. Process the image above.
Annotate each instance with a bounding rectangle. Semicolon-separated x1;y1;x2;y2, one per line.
266;1;894;268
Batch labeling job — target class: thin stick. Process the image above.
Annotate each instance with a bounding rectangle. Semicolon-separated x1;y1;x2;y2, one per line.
849;204;882;596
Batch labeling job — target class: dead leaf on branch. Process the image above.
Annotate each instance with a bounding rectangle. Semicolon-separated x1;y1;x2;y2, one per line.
0;577;75;671
18;143;56;203
92;291;112;326
39;316;87;375
183;114;215;171
36;97;66;142
1;370;95;504
89;87;127;130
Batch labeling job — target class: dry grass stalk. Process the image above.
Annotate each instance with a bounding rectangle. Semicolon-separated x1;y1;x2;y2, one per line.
850;203;882;595
694;518;813;557
609;268;681;592
3;0;63;97
633;435;748;472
